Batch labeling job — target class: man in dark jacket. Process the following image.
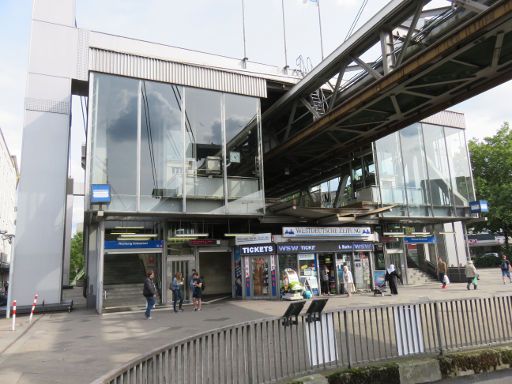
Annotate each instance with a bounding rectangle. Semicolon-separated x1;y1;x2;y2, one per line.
143;270;157;319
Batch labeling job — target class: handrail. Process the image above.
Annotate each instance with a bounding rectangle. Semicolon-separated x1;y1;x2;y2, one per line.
92;294;512;384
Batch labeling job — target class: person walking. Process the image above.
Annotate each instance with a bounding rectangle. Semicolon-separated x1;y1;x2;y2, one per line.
437;257;448;289
320;265;330;295
192;272;203;311
143;270;157;320
171;272;184;313
500;255;511;284
342;265;354;297
465;260;478;290
385;264;400;295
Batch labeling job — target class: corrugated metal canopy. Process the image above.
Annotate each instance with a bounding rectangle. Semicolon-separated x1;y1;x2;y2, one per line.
89;48;267;98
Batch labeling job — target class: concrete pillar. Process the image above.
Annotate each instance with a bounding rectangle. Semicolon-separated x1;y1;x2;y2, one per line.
11;0;77;306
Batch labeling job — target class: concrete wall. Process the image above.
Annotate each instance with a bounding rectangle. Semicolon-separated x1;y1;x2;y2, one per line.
11;0;77;306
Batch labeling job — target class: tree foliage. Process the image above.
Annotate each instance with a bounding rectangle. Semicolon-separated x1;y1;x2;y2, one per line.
468;122;512;250
70;231;84;281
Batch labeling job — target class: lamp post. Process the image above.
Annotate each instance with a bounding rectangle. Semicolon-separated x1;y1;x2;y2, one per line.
1;231;15;319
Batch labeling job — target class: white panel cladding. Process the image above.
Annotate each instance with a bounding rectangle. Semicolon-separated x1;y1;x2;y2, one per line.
421;110;466;129
89;48;267;98
76;29;90;81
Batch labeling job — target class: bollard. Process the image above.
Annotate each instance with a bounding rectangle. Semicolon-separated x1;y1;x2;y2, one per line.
11;299;16;331
29;294;39;324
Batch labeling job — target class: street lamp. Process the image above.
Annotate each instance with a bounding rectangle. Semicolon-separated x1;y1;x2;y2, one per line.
1;231;15;319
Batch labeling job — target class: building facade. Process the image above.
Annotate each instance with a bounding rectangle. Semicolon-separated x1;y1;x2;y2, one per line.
12;0;477;312
0;128;18;288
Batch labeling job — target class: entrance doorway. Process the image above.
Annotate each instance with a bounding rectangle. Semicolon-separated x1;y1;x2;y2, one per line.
250;256;270;298
198;251;232;298
103;252;162;309
168;255;195;303
318;254;336;294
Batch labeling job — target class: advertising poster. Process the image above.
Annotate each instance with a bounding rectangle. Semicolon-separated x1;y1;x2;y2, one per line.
270;256;277;297
244;257;251;297
233;247;242;298
373;270;386;289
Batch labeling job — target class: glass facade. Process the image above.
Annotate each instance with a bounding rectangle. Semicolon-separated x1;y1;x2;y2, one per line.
375;132;407;216
89;73;264;215
375;122;474;218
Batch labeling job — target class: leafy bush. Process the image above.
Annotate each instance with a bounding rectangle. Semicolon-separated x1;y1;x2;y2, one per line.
473;255;501;268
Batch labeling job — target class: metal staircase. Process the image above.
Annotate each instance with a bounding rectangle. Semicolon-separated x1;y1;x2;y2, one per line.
296;55;328;119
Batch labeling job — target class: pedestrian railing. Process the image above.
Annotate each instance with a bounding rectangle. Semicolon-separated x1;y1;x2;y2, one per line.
92;294;512;384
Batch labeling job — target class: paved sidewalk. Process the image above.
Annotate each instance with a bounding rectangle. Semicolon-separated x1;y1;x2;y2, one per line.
0;268;511;384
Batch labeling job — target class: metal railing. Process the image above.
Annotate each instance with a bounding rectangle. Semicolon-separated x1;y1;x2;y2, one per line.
92;294;512;384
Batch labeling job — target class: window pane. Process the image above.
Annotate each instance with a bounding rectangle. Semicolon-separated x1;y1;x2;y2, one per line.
184;88;224;213
422;124;453;216
399;124;431;216
375;132;407;216
225;94;264;214
444;127;474;216
140;81;183;212
91;73;138;211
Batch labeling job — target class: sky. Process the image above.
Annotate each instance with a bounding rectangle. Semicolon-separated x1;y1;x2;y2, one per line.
1;0;511;229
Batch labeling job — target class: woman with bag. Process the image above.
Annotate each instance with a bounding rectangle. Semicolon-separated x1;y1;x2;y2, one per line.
171;272;184;312
343;265;354;297
465;260;478;290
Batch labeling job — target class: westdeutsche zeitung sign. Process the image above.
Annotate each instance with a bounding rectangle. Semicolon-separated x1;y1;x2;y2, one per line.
282;227;372;238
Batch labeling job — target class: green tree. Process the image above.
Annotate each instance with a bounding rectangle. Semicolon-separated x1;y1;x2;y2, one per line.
468;122;512;251
70;231;84;281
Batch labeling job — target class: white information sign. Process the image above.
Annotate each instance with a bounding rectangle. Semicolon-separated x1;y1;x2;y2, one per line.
236;233;272;245
283;227;371;238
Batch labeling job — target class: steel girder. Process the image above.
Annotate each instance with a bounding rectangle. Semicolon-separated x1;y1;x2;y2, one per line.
263;0;512;197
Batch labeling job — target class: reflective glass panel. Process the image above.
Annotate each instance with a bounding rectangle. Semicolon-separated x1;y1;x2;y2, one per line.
375;132;407;216
422;124;453;216
91;73;138;211
184;88;224;213
444;127;474;216
140;80;183;212
399;124;431;216
225;94;264;214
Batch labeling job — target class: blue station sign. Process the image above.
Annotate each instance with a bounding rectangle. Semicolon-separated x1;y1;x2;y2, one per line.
104;240;163;250
469;200;489;213
91;184;111;204
404;236;436;244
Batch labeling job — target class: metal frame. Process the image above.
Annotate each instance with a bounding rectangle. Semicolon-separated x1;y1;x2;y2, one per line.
263;0;512;197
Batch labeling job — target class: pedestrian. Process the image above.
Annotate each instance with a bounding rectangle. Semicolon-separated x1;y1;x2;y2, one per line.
143;270;157;320
3;281;8;295
385;264;401;295
342;265;354;297
321;265;330;295
465;260;478;290
171;272;184;313
500;255;512;284
189;268;197;298
192;272;203;311
437;257;448;288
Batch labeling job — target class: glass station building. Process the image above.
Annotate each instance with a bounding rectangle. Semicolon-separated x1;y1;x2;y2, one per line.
85;71;474;310
12;3;476;312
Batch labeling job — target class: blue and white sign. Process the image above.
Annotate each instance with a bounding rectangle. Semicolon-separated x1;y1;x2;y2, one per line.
240;243;276;255
91;184;111;204
104;240;163;249
282;226;371;238
470;200;489;213
404;236;436;244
